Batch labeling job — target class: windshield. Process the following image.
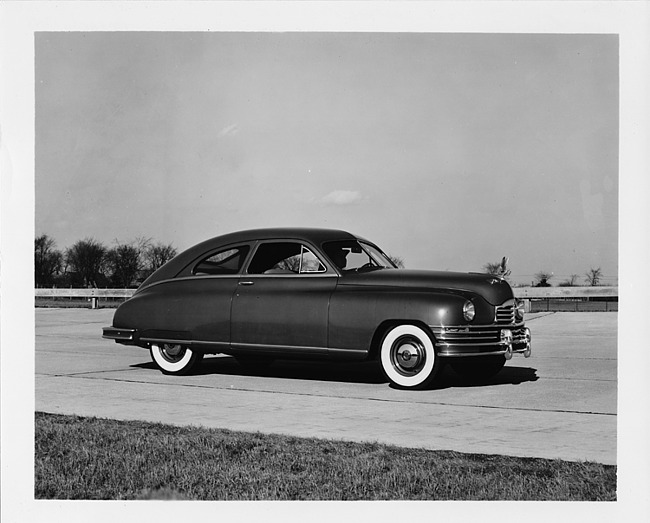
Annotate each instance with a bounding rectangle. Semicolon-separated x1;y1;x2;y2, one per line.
322;240;396;272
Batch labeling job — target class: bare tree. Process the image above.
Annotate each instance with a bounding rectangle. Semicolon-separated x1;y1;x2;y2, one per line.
276;255;301;272
483;257;511;279
145;242;178;274
65;238;107;287
534;271;553;287
106;243;142;288
484;262;502;274
585;267;603;286
559;274;579;287
387;254;405;268
35;234;62;286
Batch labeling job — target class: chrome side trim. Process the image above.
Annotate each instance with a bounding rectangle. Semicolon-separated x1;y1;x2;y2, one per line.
141;339;364;358
230;342;328;354
137;338;336;353
142;272;338;290
327;347;368;357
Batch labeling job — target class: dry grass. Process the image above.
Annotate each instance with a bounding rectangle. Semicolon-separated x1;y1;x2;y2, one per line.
35;412;616;501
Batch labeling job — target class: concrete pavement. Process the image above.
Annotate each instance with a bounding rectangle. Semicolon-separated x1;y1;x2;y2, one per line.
35;308;617;464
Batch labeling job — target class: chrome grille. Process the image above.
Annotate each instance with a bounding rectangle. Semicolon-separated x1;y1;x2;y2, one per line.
495;302;515;325
431;326;500;345
432;324;529;354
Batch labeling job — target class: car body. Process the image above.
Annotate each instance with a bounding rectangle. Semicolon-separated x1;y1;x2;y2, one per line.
103;228;531;389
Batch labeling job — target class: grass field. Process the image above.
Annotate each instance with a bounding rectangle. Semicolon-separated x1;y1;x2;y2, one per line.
35;412;616;501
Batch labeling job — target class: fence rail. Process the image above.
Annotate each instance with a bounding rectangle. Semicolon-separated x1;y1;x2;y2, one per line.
514;286;618;312
36;288;134;308
513;286;618;299
35;286;619;310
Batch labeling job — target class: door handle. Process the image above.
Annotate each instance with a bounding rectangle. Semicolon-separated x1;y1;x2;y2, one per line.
238;281;255;286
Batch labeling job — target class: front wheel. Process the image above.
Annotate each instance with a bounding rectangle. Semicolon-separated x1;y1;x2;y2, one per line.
379;324;441;389
150;343;203;375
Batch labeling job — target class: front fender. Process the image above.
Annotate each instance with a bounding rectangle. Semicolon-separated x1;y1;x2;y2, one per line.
328;286;485;351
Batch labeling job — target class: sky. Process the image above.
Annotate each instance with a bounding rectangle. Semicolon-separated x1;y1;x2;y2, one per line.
35;32;619;285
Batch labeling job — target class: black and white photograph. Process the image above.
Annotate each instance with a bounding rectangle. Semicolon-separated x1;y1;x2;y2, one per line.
1;1;649;521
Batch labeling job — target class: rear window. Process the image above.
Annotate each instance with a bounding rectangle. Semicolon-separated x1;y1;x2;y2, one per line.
193;246;250;275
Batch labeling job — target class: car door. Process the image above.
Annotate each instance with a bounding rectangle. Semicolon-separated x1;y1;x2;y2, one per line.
230;240;337;354
156;243;250;346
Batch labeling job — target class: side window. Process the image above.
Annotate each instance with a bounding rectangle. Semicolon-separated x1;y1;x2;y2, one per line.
299;248;326;273
247;242;326;275
323;240;369;271
322;240;393;271
193;245;250;275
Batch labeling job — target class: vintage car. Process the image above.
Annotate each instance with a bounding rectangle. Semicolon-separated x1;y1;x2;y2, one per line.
103;228;531;389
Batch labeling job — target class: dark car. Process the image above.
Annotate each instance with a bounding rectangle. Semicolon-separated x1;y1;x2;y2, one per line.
103;228;531;389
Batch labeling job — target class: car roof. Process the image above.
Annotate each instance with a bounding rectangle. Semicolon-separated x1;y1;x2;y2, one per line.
140;228;363;287
206;227;360;244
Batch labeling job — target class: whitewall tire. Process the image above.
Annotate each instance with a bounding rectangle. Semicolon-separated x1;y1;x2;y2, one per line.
379;324;440;389
150;343;202;375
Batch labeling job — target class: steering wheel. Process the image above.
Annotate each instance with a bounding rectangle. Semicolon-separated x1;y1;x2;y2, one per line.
353;262;375;272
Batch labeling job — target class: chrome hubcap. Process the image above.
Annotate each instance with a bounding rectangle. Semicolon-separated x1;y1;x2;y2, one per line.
391;336;425;376
159;344;186;363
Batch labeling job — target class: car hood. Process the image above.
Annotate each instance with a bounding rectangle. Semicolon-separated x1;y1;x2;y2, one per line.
339;269;514;305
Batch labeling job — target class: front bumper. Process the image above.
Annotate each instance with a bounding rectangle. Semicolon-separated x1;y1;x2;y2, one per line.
430;324;531;359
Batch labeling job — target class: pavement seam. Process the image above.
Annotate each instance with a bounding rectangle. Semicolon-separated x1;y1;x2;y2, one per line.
539;376;616;382
41;373;617;417
524;312;557;321
40;368;143;377
37;335;103;341
531;356;616;361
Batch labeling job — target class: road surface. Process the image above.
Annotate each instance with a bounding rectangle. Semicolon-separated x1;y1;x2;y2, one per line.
35;308;617;464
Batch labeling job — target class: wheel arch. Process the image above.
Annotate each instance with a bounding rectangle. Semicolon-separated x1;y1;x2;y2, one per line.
368;319;436;360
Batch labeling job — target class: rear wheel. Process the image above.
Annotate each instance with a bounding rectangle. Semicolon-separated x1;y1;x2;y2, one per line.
379;324;441;389
150;343;203;375
450;355;506;382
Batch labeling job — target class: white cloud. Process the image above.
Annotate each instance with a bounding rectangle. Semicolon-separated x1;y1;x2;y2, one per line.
217;123;239;138
320;190;363;206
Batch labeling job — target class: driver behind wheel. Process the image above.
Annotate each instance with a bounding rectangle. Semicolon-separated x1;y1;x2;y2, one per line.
326;247;348;270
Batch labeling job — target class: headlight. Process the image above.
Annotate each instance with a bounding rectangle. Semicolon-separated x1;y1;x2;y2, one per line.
463;300;475;321
516;299;525;320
